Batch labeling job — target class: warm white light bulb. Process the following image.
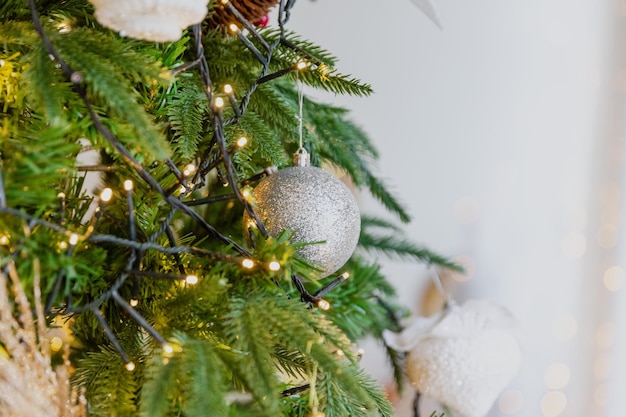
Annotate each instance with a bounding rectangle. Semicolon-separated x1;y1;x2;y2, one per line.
296;61;307;70
163;344;174;354
57;22;71;33
224;84;233;94
183;163;196;177
214;97;224;109
242;259;255;269
185;275;199;285
50;336;63;352
69;234;79;246
268;261;281;271
125;362;136;372
130;299;139;307
317;299;330;311
229;23;239;33
0;235;9;245
123;180;133;191
100;187;113;202
236;137;248;147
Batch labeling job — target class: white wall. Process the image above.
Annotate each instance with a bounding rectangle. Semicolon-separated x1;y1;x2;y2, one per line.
290;1;621;416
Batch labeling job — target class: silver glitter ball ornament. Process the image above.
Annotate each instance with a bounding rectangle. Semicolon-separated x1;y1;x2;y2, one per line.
245;158;360;277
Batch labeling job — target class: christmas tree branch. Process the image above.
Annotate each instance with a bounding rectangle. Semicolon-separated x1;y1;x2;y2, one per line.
191;23;270;237
165;227;187;275
91;307;133;365
27;0;250;257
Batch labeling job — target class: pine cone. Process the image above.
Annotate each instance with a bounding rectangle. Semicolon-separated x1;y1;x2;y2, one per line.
208;0;279;27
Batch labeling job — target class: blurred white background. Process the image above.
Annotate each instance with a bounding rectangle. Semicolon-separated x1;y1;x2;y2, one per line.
290;1;626;416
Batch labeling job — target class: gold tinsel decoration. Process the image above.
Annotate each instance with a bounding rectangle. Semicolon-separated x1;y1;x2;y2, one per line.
209;0;279;27
0;261;86;417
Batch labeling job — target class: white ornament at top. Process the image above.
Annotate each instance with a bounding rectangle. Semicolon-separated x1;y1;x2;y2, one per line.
384;300;522;417
89;0;209;42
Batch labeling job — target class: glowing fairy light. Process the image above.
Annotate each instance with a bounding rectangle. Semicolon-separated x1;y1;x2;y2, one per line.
242;259;255;269
130;299;139;307
69;234;79;246
296;61;307;70
50;336;63;352
268;261;281;271
229;23;239;33
214;97;224;109
100;187;113;202
317;299;330;311
183;163;196;177
57;22;71;33
0;235;9;245
224;84;233;94
123;180;133;191
236;137;248;147
125;362;136;372
185;275;199;285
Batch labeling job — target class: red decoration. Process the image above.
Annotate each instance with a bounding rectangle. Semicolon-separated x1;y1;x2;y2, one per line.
254;14;269;27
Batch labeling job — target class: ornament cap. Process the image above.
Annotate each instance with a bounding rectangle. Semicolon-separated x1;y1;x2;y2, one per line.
292;148;310;167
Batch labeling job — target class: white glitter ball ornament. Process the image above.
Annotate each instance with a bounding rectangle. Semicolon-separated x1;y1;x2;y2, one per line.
245;151;360;277
89;0;209;42
384;300;522;417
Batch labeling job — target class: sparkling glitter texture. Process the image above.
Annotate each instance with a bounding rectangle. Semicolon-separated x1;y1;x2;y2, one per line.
383;300;522;417
245;166;360;277
395;301;522;417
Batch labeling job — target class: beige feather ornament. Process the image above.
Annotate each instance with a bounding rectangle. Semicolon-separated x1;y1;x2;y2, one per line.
0;262;85;417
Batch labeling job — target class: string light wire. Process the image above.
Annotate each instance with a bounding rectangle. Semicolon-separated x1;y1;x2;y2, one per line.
19;0;351;366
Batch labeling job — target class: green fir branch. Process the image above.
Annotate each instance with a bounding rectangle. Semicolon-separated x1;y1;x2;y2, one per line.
21;44;73;125
248;83;299;146
295;68;373;98
75;347;140;417
223;296;282;416
359;233;461;270
0;20;37;44
139;348;178;417
1;123;80;208
141;335;231;417
166;77;209;160
53;31;170;160
384;342;406;394
263;29;339;67
364;175;411;223
359;215;461;271
263;29;372;97
225;110;289;170
317;366;393;417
